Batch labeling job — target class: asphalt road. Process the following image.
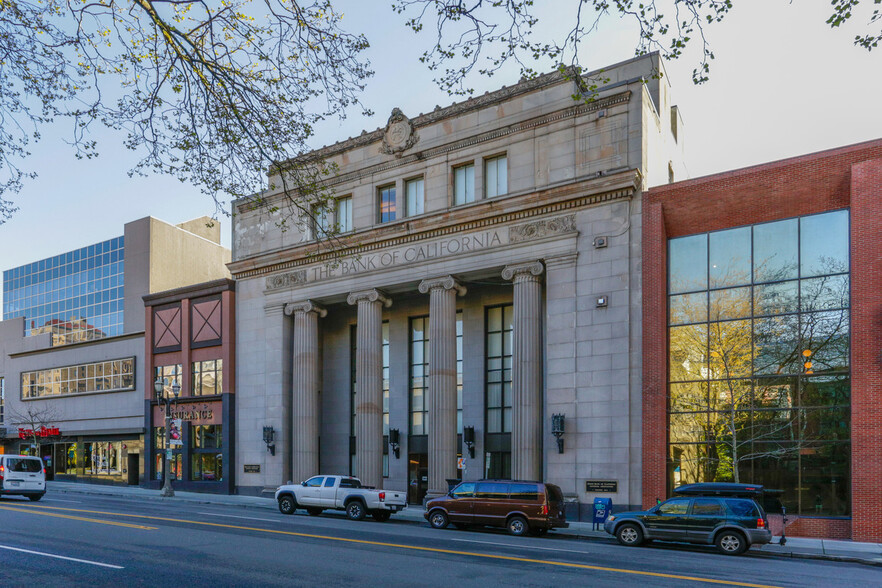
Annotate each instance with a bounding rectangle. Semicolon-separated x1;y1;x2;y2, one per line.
0;493;875;587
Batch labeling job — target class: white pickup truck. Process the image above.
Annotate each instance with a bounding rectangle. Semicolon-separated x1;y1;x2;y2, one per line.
275;475;407;521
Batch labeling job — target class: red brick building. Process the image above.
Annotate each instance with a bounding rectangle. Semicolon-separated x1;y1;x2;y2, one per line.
643;139;882;541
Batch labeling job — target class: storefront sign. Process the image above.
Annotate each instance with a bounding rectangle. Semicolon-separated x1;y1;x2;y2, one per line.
153;401;222;426
586;480;618;493
243;464;260;473
18;426;61;439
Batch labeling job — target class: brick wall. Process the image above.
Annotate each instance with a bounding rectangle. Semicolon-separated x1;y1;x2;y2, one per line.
849;157;882;543
768;515;852;540
643;138;882;540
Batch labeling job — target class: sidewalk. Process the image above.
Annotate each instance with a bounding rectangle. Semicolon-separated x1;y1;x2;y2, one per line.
43;481;882;566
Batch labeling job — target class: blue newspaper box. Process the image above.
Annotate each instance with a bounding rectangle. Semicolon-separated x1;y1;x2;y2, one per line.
593;497;613;529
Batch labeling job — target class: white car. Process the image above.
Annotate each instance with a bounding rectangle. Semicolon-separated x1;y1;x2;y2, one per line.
0;455;46;501
275;475;407;521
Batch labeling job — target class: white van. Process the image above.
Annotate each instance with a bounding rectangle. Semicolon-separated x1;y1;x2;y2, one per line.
0;455;46;501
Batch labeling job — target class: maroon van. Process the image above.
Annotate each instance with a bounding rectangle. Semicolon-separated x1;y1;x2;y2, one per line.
424;479;569;536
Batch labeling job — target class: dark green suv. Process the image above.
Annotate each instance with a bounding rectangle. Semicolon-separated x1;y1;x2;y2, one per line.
603;483;773;555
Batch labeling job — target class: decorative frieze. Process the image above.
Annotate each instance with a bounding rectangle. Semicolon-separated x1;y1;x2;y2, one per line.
266;270;307;291
509;214;577;243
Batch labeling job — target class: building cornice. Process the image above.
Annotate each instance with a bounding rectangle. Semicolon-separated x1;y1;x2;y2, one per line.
229;169;640;280
8;331;145;358
143;278;236;307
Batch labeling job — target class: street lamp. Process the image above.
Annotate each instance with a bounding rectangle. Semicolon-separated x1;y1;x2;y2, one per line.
154;377;181;497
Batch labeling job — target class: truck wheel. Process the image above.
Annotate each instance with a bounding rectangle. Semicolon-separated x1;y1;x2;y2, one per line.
506;516;529;537
346;501;366;521
429;510;449;529
616;523;644;547
716;530;747;555
306;507;323;517
278;495;297;515
371;511;391;522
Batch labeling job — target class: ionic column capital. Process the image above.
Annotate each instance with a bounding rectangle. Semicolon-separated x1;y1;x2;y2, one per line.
346;288;392;308
502;260;545;282
284;300;327;318
418;275;466;297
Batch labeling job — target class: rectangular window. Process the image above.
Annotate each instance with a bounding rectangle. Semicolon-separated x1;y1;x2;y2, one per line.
21;358;135;399
410;316;429;435
0;377;4;424
154;364;183;398
192;360;223;396
486;305;513;433
378;185;396;223
192;425;223;449
456;311;463;434
383;321;390;435
453;164;475;205
484;155;507;198
405;178;425;217
666;210;850;516
336;197;353;233
310;203;331;239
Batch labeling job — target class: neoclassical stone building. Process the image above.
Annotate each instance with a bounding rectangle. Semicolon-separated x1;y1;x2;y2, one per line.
230;54;685;513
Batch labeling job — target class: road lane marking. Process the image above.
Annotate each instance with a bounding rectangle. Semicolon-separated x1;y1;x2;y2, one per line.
0;545;124;569
17;505;778;588
41;498;84;504
449;537;595;555
197;512;281;523
0;505;157;530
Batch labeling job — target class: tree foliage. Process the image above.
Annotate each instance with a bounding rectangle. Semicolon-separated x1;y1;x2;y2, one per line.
0;0;372;224
393;1;882;96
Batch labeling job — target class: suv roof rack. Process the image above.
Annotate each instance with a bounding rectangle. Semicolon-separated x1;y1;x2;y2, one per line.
673;483;765;497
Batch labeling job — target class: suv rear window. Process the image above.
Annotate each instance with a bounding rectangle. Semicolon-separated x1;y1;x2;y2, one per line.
725;499;759;517
545;484;564;505
508;483;540;500
7;458;43;473
475;482;510;498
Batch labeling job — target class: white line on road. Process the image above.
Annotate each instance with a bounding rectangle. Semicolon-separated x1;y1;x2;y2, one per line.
449;537;596;555
0;545;123;569
41;498;83;503
196;512;281;523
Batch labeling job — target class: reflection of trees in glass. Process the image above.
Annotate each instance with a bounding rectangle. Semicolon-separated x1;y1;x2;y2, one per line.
668;258;849;484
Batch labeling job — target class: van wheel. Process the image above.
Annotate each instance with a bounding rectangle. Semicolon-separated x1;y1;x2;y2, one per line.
371;510;391;522
306;507;323;517
716;530;747;555
346;501;366;521
429;510;449;529
616;523;644;547
507;516;529;537
29;494;43;502
278;495;297;515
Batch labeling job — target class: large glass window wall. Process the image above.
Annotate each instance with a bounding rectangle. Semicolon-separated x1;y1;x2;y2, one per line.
667;210;850;516
409;316;429;435
486;305;514;434
21;358;135;399
2;236;125;344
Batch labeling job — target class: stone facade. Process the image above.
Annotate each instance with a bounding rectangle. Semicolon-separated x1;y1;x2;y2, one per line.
231;54;684;513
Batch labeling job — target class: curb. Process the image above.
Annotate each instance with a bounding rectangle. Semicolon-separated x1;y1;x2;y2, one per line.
45;485;881;566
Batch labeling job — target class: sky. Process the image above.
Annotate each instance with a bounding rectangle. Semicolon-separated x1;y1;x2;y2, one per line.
1;1;880;310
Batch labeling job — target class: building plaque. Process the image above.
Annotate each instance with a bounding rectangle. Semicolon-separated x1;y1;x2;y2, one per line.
243;464;261;474
586;480;618;493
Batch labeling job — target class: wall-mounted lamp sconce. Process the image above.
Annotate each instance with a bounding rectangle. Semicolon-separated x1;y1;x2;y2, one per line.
263;426;276;456
389;428;401;459
463;426;476;459
551;414;565;454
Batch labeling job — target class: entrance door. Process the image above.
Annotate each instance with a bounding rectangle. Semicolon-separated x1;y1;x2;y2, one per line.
41;445;54;481
408;453;428;505
127;453;140;485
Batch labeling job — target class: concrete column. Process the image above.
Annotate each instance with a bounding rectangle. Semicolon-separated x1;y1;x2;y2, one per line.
285;300;326;484
418;275;466;499
347;288;392;489
502;260;545;481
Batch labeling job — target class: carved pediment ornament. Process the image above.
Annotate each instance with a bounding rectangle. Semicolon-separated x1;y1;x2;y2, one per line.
381;108;419;156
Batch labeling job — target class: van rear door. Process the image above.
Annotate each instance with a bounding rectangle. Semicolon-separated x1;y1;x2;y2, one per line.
5;457;45;491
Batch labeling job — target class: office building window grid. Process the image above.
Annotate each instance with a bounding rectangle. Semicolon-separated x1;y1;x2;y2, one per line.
21;358;135;399
2;236;125;344
667;209;850;516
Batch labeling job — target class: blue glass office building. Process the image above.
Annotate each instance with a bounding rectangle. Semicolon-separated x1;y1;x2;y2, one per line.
2;237;125;344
